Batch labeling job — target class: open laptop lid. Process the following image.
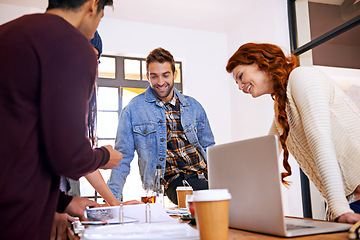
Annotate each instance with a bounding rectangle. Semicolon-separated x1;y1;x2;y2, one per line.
208;135;352;237
208;135;287;236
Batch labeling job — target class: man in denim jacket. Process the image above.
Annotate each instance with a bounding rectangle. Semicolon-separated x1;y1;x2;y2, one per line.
108;48;215;204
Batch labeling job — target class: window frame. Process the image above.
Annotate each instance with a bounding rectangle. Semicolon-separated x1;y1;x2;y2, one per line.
288;0;360;56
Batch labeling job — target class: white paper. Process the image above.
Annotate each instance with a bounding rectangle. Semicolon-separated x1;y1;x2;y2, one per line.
123;203;178;223
81;222;200;240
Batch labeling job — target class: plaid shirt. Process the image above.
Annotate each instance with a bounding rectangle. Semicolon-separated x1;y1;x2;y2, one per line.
157;95;207;189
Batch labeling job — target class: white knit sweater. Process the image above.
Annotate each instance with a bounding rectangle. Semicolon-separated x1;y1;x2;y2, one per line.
270;66;360;219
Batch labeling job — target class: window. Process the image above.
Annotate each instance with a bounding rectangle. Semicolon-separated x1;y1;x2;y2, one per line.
79;55;183;203
288;0;360;69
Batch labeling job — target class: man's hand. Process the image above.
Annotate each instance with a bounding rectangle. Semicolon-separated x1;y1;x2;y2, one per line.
50;213;77;240
64;197;99;221
101;145;122;169
337;212;360;224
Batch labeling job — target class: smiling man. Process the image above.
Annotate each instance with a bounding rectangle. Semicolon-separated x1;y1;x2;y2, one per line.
108;48;215;205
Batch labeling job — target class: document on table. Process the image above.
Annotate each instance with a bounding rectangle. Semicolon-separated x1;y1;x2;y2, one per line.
82;203;199;239
84;203;178;224
122;203;178;223
82;222;200;240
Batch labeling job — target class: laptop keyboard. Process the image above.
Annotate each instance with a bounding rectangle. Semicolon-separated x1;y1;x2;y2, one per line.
286;224;315;230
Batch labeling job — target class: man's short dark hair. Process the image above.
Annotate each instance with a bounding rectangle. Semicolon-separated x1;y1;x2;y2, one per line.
146;47;176;73
47;0;113;13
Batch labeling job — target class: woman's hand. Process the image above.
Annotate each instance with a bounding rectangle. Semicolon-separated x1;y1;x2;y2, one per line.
337;212;360;224
111;199;143;205
122;200;144;205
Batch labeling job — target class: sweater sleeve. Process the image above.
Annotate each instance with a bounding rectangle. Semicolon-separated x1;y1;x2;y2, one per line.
269;118;278;136
269;117;283;155
288;67;353;219
40;31;109;179
57;191;73;213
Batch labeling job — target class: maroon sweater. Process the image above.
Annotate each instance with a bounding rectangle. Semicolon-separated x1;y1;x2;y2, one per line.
0;14;109;239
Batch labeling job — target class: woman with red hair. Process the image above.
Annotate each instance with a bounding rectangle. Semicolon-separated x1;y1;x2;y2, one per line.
226;43;360;224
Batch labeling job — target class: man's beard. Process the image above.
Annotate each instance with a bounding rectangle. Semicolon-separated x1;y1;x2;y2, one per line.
151;82;174;100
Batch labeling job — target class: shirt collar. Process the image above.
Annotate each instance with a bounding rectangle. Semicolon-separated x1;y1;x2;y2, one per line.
157;92;177;107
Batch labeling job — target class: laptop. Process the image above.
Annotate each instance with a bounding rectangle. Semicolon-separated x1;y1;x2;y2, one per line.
207;135;353;237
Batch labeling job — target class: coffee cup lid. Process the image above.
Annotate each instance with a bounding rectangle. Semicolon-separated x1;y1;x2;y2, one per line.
176;186;193;190
192;189;231;202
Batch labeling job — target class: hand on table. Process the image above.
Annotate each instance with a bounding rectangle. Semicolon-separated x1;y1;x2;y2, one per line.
98;199;144;207
119;200;144;205
51;213;77;240
64;197;99;221
337;212;360;224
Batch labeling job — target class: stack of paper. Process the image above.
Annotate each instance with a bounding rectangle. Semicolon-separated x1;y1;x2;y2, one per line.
81;203;199;239
81;222;199;240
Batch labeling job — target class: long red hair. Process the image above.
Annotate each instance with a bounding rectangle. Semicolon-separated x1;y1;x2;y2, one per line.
226;43;298;186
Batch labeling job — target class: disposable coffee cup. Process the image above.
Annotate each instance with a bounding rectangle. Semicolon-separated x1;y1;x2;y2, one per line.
176;186;193;208
192;189;231;240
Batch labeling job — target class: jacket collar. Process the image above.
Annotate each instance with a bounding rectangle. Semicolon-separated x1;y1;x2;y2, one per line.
144;86;189;107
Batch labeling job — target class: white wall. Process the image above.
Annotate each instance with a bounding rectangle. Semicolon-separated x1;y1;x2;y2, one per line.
226;0;291;142
225;0;304;218
0;4;43;23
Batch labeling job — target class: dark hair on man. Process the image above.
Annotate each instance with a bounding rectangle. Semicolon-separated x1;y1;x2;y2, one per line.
146;47;176;73
47;0;113;13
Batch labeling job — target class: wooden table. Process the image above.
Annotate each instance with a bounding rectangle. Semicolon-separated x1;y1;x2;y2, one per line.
67;222;348;240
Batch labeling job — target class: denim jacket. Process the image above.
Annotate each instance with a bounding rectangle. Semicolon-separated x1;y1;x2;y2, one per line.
108;87;215;200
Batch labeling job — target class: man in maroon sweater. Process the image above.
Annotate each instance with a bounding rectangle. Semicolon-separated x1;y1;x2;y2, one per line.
0;0;120;239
